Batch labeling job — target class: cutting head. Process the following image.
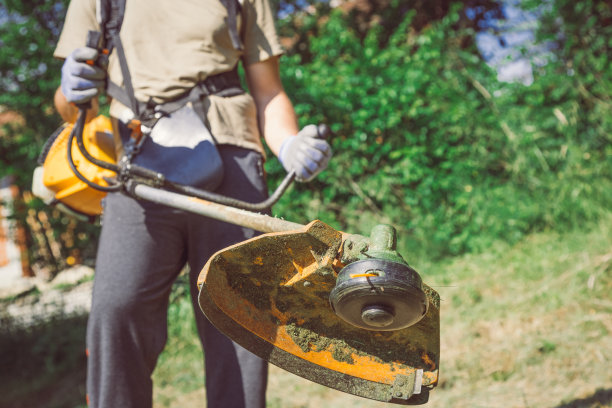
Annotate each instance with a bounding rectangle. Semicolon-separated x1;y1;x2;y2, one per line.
330;258;428;331
197;220;440;404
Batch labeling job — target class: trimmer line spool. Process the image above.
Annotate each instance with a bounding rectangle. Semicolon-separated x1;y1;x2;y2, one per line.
329;224;428;331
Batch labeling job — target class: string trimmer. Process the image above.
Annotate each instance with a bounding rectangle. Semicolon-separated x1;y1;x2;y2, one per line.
33;82;440;407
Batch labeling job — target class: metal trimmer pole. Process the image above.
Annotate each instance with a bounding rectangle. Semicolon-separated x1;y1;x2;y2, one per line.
131;183;304;233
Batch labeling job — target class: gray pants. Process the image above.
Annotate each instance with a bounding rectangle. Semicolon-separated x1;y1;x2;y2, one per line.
86;146;269;408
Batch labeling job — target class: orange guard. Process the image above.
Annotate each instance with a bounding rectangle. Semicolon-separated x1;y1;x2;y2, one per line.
197;220;440;405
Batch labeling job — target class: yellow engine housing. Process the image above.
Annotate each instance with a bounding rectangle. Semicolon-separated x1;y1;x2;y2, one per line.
39;115;117;216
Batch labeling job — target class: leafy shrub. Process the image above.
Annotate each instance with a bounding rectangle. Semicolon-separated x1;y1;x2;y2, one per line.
271;3;611;259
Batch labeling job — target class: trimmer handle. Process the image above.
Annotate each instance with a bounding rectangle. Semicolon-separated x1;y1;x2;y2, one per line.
85;30;110;69
85;30;102;54
74;31;104;112
315;124;332;140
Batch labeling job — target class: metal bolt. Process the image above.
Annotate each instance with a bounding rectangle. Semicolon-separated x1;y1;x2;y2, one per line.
395;391;404;398
361;305;394;327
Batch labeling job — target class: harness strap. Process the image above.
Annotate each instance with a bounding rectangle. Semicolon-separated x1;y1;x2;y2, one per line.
110;32;140;117
136;68;244;130
106;72;244;124
151;68;243;114
221;0;243;51
108;67;244;163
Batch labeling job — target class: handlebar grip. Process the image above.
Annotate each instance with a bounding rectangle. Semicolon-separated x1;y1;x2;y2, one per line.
85;30;102;65
85;30;102;50
75;31;104;110
316;124;331;140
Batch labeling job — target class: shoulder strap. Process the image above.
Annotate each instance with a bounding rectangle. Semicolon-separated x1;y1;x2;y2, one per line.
221;0;243;51
95;0;141;117
96;0;125;51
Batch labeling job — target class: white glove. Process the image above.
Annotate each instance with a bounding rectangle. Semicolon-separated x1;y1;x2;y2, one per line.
279;124;332;182
60;47;106;104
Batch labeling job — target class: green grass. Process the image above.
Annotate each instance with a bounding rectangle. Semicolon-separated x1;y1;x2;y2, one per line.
152;275;205;406
0;315;88;408
422;218;612;408
1;220;610;408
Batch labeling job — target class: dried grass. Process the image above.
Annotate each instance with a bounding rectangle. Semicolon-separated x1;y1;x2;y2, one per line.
151;225;612;407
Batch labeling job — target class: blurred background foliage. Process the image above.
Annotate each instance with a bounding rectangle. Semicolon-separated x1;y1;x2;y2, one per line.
270;0;612;259
0;0;610;273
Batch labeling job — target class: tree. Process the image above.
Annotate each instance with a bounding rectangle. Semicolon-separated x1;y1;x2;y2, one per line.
0;0;68;186
1;0;99;275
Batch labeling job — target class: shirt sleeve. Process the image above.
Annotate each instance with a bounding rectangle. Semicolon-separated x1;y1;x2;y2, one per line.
241;0;285;65
54;0;100;59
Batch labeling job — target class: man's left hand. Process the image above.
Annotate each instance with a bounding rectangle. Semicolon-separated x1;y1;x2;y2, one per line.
279;124;332;182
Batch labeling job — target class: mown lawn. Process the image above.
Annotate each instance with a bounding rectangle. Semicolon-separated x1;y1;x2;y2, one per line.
153;219;612;408
1;220;610;408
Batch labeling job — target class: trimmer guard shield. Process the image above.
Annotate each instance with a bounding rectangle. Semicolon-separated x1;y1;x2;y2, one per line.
197;221;440;404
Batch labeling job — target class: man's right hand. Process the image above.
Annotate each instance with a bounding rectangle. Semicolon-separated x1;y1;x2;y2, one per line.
61;47;106;104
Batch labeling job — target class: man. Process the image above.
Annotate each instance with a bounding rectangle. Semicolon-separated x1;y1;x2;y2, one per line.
53;0;332;406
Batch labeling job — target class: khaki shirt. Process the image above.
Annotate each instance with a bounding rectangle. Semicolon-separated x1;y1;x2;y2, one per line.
54;0;284;154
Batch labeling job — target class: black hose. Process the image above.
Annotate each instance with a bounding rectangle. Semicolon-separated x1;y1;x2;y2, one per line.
73;111;121;173
69;107;297;210
164;171;296;212
67;109;122;192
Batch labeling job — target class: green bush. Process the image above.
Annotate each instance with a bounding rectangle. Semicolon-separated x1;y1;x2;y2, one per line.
1;0;610;265
271;3;612;259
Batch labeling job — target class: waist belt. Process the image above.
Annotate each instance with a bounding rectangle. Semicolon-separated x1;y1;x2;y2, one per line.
107;68;244;129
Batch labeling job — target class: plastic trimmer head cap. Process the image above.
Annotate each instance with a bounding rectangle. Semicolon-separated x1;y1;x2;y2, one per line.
330;258;428;331
197;220;440;405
